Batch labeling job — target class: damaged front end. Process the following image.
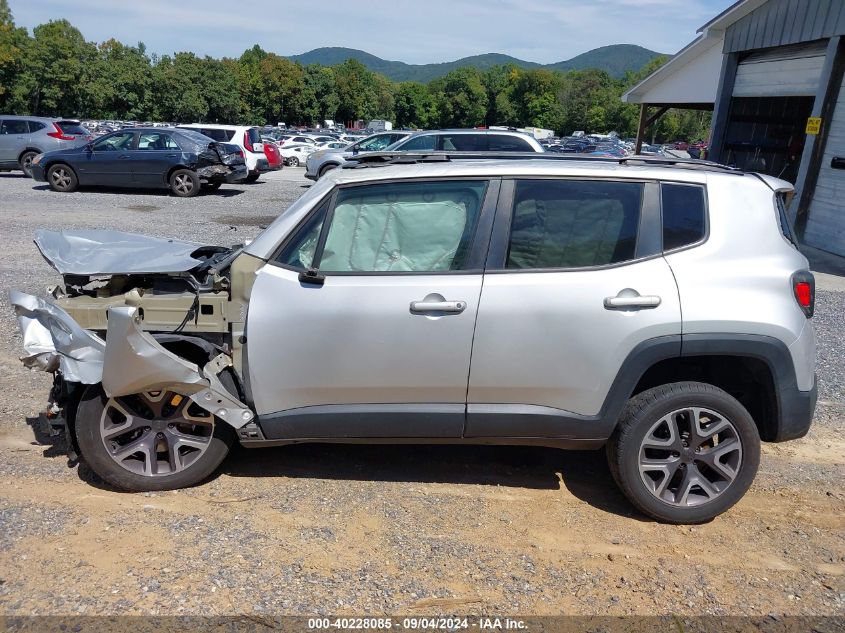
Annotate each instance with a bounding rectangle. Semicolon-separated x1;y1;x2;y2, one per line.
10;229;263;455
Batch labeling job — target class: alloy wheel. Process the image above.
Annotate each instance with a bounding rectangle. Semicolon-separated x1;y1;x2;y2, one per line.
99;391;214;477
638;407;742;507
50;167;72;190
173;173;194;195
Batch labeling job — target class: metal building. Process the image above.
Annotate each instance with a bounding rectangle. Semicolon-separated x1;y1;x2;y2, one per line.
623;0;845;257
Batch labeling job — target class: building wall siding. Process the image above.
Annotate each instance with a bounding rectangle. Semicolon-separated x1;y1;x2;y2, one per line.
725;0;845;53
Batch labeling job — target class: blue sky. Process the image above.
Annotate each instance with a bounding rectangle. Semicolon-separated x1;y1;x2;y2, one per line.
10;0;737;63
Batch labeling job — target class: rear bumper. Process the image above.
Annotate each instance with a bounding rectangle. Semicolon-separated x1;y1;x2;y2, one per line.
775;374;817;442
225;165;248;182
252;157;270;174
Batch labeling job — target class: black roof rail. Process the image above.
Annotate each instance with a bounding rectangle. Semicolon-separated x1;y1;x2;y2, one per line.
342;151;744;173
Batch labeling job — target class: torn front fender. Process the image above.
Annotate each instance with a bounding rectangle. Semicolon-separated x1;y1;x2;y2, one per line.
102;307;255;428
10;291;105;384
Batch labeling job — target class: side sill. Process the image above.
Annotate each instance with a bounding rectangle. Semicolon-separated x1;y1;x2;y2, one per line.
239;436;606;450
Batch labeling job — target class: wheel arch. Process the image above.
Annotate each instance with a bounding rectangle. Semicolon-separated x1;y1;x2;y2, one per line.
165;164;196;184
605;334;809;443
18;147;44;163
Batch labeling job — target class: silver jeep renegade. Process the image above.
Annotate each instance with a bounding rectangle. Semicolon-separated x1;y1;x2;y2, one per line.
10;153;817;523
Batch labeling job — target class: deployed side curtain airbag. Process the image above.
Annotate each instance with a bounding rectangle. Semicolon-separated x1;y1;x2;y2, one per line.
319;183;485;272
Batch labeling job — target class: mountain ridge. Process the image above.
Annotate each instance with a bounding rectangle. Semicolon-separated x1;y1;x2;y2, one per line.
287;44;664;82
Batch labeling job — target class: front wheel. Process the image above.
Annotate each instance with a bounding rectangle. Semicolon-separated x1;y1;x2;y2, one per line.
46;163;78;192
607;382;760;523
169;169;200;197
75;386;235;491
286;156;299;167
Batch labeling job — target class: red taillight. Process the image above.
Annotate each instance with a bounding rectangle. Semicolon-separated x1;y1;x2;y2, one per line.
47;123;76;141
795;282;811;307
792;273;815;318
244;131;253;153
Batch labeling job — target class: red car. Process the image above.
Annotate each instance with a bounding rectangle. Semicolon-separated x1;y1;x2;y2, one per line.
263;142;283;171
672;140;690;151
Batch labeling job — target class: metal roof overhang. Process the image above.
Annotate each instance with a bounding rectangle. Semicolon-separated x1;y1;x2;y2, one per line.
622;33;723;107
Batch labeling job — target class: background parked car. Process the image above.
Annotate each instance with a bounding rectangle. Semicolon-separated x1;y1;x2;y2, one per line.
0;116;93;177
305;131;413;180
263;141;283;171
386;129;544;152
279;143;317;167
176;124;268;182
30;127;247;197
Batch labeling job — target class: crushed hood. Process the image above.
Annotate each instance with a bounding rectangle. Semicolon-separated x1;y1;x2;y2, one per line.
34;229;215;276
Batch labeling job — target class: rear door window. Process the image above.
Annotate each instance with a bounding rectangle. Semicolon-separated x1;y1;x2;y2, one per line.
438;134;487;151
661;183;706;251
489;135;534;152
506;179;643;269
137;132;181;150
398;135;436;151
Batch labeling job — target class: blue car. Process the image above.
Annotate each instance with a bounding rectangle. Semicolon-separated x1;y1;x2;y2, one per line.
30;127;248;197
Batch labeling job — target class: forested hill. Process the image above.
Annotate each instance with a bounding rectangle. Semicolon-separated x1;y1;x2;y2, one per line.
288;44;663;82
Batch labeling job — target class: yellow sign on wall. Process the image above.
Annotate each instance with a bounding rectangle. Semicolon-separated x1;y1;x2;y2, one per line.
806;117;822;135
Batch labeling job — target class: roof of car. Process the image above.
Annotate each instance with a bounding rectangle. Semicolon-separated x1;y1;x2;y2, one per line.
178;123;256;130
328;153;780;188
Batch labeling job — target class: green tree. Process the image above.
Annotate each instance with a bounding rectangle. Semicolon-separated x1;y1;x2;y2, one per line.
334;59;382;124
394;82;435;128
431;67;486;128
482;65;519;127
11;19;95;115
0;0;29;111
81;39;152;119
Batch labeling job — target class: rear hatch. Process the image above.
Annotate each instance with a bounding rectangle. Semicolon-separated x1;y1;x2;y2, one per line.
52;120;94;144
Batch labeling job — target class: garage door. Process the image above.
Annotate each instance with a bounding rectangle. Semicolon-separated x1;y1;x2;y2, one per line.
805;82;845;256
734;42;827;98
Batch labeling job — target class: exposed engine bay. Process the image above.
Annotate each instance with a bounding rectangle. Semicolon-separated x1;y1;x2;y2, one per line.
10;229;265;454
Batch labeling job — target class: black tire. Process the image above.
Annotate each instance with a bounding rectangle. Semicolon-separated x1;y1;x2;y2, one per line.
169;169;200;197
607;381;760;524
318;163;337;178
201;181;222;191
75;384;235;492
46;163;79;192
286;156;299;167
20;151;38;178
244;173;260;183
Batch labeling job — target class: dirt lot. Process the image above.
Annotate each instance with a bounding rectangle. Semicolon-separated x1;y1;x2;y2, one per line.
0;168;843;618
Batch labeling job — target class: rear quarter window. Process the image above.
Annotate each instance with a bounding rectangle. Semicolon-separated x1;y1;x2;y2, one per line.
28;121;47;133
661;183;706;251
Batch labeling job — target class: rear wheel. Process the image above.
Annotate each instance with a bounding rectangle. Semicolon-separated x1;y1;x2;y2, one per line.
46;163;78;192
286;156;299;167
244;173;260;183
20;151;38;178
75;386;234;491
169;169;200;197
607;382;760;523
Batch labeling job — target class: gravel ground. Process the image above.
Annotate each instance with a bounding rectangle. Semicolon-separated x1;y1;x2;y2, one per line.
0;168;843;618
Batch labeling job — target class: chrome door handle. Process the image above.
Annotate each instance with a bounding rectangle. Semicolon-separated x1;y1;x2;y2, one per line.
604;294;661;309
410;300;467;313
